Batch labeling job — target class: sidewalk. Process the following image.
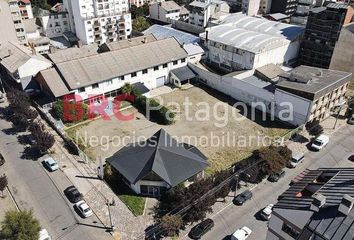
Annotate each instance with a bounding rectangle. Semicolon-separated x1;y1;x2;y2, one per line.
0;188;18;221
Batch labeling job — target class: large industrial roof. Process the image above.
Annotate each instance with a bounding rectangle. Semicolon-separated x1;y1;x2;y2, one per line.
47;44;99;64
100;34;157;52
201;13;304;54
144;25;199;45
37;68;70;97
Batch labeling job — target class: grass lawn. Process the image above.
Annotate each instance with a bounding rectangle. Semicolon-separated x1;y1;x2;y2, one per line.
106;175;146;216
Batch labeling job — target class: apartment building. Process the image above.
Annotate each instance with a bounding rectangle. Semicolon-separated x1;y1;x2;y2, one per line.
18;0;33;19
149;1;183;23
6;0;27;44
36;37;188;101
267;168;354;240
130;0;162;7
298;3;352;69
63;0;132;45
188;0;229;27
40;11;71;38
200;13;304;72
259;0;272;14
0;0;19;45
270;0;298;15
290;0;321;25
239;0;260;16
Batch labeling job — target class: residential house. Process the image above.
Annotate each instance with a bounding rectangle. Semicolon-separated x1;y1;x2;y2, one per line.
200;13;304;72
39;11;71;38
106;129;208;196
0;42;52;90
63;0;132;45
36;37;188;102
149;1;184;23
267;168;354;240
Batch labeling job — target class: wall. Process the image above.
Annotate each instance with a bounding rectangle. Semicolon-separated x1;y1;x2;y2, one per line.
171;19;205;34
18;58;52;79
130;180;170;194
41;13;70;38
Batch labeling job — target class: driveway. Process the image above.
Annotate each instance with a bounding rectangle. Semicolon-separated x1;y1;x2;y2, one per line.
184;124;354;240
0;104;112;240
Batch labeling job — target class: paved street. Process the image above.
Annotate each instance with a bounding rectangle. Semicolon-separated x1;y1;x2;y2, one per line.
196;124;354;240
0;104;113;240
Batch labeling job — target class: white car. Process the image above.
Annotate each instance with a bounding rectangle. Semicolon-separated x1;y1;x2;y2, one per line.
75;200;93;218
260;204;274;220
231;226;252;240
39;229;51;240
311;134;329;151
43;157;59;172
288;153;304;168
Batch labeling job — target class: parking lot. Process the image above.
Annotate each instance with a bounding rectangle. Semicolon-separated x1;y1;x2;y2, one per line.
71;86;292;173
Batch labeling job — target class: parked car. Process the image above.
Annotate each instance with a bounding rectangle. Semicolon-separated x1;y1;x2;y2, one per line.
260;204;274;221
287;153;304;168
0;93;5;103
38;229;51;240
310;134;329;151
64;186;83;203
43;157;59;172
268;170;285;182
75;200;93;218
233;190;253;205
348;115;354;125
188;219;214;239
231;226;252;240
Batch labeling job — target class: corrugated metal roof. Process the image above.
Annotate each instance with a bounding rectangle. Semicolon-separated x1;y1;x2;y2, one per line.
160;1;181;11
170;66;196;81
38;68;70;97
144;25;199;45
47;44;99;64
56;37;188;89
101;34;157;51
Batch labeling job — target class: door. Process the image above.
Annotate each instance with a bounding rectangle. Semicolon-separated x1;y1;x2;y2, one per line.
155;76;165;88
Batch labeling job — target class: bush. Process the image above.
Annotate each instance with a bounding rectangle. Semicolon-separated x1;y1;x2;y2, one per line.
306;120;324;136
53;100;89;123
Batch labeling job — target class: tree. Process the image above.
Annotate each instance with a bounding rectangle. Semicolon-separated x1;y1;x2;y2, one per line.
0;174;8;198
29;122;55;153
132;16;151;32
160;215;183;237
306;120;324;136
255;146;291;174
0;210;41;240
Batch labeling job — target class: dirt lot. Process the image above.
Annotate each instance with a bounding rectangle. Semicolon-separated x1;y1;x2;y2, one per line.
70;86;292;174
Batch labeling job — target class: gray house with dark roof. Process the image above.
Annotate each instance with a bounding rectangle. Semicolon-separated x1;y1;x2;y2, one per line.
106;129;208;196
267;168;354;240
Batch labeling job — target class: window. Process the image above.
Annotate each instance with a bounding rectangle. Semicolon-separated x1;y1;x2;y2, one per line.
173;60;178;65
163;63;168;68
143;69;148;74
154;66;159;71
78;87;85;93
131;72;137;77
92;83;99;89
120;75;125;81
181;58;186;63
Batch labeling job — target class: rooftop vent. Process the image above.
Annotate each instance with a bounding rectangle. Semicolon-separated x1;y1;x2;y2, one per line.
288;71;312;84
338;194;354;216
310;193;326;212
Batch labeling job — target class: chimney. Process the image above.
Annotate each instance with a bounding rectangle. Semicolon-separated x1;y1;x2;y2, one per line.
8;49;12;56
338;195;354;216
143;37;147;43
310;193;326;212
49;45;55;54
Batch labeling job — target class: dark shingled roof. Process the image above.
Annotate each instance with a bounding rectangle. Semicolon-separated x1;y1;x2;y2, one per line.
131;82;149;94
106;129;208;187
170;66;196;82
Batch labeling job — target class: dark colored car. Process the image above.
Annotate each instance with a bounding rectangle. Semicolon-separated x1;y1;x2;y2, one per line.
0;153;5;166
188;219;214;239
233;190;253;205
268;170;285;182
349;155;354;162
64;186;83;203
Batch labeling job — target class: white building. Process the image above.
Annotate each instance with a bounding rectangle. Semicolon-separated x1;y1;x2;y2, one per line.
188;0;229;27
0;42;52;90
149;1;183;23
63;0;132;45
5;0;27;44
241;0;260;16
200;13;304;72
40;12;71;38
259;0;272;14
18;0;33;19
36;37;188;101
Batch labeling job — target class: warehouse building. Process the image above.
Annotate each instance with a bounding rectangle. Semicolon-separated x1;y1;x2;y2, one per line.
200;13;304;72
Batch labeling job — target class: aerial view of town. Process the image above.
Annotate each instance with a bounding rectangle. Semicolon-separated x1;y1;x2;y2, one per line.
0;0;353;239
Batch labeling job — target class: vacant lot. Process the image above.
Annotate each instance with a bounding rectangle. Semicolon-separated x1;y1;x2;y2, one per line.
70;86;292;174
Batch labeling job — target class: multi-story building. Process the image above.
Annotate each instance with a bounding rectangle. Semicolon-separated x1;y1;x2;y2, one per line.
290;0;321;25
18;0;33;19
330;22;354;85
298;3;352;69
36;37;189;101
200;13;304;72
0;0;19;45
188;0;229;27
39;12;71;38
270;0;298;16
149;1;183;23
267;168;354;240
241;0;260;16
129;0;162;7
7;0;27;44
63;0;132;45
259;0;272;14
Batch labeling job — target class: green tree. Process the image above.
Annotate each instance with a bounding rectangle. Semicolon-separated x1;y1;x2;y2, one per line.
132;16;151;32
160;215;183;237
0;210;41;240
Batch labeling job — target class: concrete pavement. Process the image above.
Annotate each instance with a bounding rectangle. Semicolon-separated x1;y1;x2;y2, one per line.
0;103;113;240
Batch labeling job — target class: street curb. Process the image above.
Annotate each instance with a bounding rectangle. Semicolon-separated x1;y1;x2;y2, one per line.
6;186;20;212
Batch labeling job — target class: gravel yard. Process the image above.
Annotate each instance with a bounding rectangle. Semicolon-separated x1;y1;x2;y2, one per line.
70;86;292;174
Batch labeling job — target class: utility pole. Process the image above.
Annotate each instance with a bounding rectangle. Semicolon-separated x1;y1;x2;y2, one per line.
106;198;115;232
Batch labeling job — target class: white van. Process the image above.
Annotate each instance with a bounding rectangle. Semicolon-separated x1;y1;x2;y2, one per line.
311;134;329;151
231;226;252;240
